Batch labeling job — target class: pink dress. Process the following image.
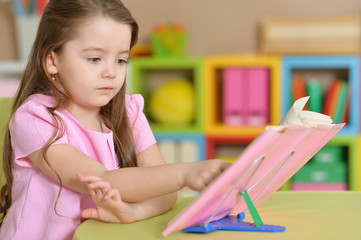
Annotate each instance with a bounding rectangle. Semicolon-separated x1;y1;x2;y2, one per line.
0;94;156;240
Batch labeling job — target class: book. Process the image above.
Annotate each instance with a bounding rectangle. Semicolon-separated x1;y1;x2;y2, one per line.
341;98;350;123
36;0;49;15
306;79;323;113
279;96;332;127
163;96;343;236
333;81;348;124
158;141;177;164
179;141;197;163
292;75;307;104
223;68;247;125
247;68;269;126
223;68;270;126
323;80;341;116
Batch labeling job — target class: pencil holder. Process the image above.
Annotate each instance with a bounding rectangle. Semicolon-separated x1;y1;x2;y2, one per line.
14;14;40;60
151;23;187;57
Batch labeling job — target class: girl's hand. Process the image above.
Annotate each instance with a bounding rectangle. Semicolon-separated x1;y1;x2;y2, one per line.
183;160;231;192
76;173;138;223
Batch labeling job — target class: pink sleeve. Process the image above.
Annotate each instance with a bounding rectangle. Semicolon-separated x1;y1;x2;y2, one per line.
126;94;156;154
9;100;68;167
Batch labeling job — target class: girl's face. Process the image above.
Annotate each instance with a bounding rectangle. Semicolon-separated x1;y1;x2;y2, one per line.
48;16;132;112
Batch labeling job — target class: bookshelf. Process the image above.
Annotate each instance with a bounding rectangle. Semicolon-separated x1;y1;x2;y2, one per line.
129;54;360;191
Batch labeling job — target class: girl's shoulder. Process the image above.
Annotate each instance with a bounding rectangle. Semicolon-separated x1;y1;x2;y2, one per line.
125;94;144;115
12;94;57;123
21;93;57;109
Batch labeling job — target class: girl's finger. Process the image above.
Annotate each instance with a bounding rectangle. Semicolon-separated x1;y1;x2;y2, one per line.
89;188;96;198
88;181;112;192
77;174;103;183
104;188;121;201
81;208;99;220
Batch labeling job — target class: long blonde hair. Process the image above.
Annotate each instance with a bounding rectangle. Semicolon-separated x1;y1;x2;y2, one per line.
0;0;139;225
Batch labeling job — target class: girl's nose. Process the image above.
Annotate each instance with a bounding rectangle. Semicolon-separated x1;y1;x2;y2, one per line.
102;62;116;79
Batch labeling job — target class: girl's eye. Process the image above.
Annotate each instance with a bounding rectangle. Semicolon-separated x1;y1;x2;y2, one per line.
87;57;101;64
117;59;128;65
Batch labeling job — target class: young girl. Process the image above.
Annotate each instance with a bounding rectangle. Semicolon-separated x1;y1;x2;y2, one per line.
0;0;230;239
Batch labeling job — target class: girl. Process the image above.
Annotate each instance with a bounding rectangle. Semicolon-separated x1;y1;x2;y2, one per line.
0;0;230;239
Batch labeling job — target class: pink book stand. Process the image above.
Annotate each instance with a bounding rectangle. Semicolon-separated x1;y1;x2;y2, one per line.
163;122;344;236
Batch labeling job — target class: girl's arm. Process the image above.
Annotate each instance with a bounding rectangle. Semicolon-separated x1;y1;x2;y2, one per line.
27;144;230;202
126;144;178;219
76;174;138;223
77;173;177;222
78;144;179;221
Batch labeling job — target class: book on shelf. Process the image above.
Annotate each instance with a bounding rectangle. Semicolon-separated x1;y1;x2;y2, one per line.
323;80;349;124
163;96;343;236
222;68;269;126
342;98;350;123
247;68;269;126
292;76;349;124
323;80;341;116
223;68;247;125
158;141;177;164
333;81;348;124
158;140;198;164
292;75;307;108
306;80;322;113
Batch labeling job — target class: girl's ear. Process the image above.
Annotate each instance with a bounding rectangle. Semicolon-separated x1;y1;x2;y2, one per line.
46;51;59;74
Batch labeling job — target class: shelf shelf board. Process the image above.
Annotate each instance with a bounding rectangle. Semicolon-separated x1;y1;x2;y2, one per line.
0;60;26;76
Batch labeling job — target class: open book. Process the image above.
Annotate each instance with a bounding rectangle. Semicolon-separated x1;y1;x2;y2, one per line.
279;96;333;127
162;96;344;236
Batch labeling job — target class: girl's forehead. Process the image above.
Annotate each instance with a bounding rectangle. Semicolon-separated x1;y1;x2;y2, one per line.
77;16;126;34
65;17;132;52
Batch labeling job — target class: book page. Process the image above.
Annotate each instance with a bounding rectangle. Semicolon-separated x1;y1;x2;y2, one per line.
279;96;310;126
279;96;333;127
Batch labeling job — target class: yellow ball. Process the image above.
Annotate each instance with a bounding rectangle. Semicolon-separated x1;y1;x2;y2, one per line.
149;79;195;125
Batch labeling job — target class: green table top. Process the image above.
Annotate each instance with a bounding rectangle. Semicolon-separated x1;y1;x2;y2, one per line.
74;191;361;240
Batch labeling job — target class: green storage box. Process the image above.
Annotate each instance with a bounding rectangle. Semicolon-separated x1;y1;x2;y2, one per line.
313;146;344;164
293;161;347;183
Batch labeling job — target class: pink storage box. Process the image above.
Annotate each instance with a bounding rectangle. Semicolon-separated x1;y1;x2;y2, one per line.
291;182;348;191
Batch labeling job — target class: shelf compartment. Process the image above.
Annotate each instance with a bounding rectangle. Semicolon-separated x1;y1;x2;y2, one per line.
282;56;360;135
130;57;203;133
204;55;281;137
155;133;205;162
